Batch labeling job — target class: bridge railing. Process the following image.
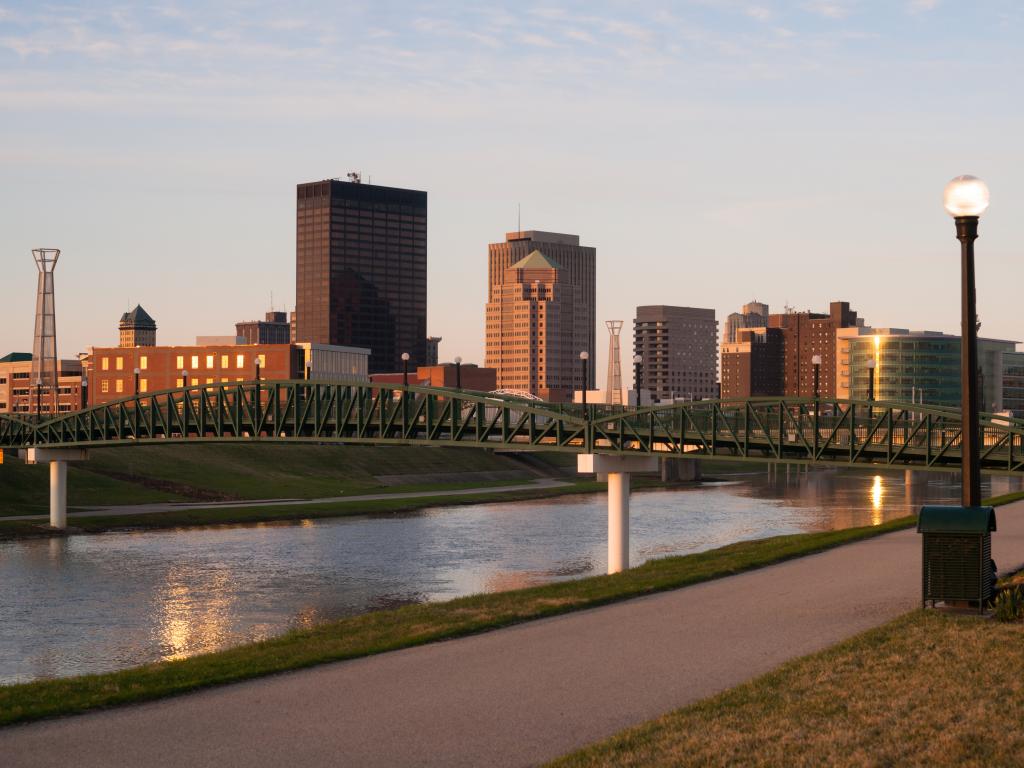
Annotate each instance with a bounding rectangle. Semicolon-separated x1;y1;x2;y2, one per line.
3;385;1024;473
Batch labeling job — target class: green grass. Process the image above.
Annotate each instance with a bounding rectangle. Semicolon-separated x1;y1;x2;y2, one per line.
0;456;182;516
0;443;537;516
548;611;1024;767
0;513;918;727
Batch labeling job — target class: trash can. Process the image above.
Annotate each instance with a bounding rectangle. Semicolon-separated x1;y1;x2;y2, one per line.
918;505;996;612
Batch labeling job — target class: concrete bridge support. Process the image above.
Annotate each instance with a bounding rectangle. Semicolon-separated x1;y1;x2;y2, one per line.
579;454;660;574
661;458;701;483
19;448;89;529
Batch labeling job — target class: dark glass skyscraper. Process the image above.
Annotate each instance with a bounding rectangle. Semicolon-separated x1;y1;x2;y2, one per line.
295;179;427;373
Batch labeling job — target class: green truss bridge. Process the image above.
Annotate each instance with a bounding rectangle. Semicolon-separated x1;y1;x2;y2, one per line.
3;380;1022;568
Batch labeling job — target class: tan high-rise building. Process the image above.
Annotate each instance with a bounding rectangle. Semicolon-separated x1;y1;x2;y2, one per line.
488;231;595;388
485;250;587;402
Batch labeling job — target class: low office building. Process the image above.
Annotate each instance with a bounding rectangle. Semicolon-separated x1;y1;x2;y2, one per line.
82;344;304;404
236;311;292;345
82;342;371;405
836;327;1019;408
0;352;83;414
370;363;496;391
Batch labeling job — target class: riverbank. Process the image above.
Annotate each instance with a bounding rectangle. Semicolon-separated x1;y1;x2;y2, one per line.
0;512;920;727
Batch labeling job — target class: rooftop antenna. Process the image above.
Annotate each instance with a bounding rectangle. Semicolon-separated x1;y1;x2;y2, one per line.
347;171;362;184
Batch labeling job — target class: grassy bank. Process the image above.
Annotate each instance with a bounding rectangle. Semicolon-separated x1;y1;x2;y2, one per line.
0;480;609;538
0;443;558;516
0;513;918;727
549;610;1024;767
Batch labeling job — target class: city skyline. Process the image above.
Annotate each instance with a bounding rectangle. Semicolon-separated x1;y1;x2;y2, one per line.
3;2;1024;380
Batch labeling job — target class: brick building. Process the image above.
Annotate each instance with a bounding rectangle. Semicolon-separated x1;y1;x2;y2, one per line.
82;344;304;405
720;327;784;399
0;352;83;414
769;301;861;398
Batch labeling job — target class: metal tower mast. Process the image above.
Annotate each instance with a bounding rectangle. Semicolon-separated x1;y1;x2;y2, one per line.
605;320;623;405
30;248;60;415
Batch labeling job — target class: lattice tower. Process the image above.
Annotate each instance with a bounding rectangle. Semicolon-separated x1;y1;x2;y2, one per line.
30;248;60;414
605;320;623;405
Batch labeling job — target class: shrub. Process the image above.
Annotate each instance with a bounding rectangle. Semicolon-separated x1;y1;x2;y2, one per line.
992;587;1024;622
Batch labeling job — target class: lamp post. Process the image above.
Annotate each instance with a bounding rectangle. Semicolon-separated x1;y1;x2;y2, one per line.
811;354;821;400
579;351;589;408
254;357;261;382
81;376;88;410
401;352;410;387
866;358;876;402
633;354;643;408
305;359;312;381
944;174;989;507
454;356;462;389
182;369;189;387
133;367;141;395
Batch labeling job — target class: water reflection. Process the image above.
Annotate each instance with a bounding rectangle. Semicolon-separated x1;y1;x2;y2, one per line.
0;469;986;683
871;476;884;526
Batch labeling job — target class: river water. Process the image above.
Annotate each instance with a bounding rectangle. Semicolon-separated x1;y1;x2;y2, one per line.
1;469;1016;684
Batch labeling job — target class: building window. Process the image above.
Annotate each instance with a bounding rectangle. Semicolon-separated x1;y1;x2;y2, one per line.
205;377;213;384
191;355;199;369
101;358;109;371
176;355;184;369
256;353;266;368
236;354;245;369
101;380;109;393
176;378;184;388
115;380;124;393
221;355;229;368
116;357;124;371
140;379;148;393
140;356;148;370
206;355;214;369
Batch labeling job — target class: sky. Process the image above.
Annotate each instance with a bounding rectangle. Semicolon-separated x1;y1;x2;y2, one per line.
2;1;1023;382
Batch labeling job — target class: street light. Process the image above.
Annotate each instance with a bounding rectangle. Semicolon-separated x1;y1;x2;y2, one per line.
454;356;462;389
181;369;189;387
944;174;989;507
811;354;822;400
305;359;312;381
866;358;876;402
254;357;261;382
401;352;411;386
133;367;141;395
633;354;643;408
579;351;589;408
81;376;88;410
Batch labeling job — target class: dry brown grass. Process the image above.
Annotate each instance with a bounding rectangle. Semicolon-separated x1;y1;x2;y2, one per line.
550;611;1024;767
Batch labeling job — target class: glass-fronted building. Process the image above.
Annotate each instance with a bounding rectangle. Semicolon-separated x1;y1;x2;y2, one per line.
1001;351;1024;416
837;327;1019;409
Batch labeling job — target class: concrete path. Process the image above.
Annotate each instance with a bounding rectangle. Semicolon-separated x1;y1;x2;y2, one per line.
5;501;1024;768
0;478;571;521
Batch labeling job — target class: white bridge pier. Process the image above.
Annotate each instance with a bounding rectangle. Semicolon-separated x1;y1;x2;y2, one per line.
19;447;89;529
578;454;660;574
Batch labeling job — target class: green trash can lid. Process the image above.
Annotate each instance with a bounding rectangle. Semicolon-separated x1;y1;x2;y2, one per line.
917;505;996;533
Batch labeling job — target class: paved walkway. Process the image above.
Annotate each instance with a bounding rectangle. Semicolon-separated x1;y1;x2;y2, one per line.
5;501;1024;768
1;478;571;521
